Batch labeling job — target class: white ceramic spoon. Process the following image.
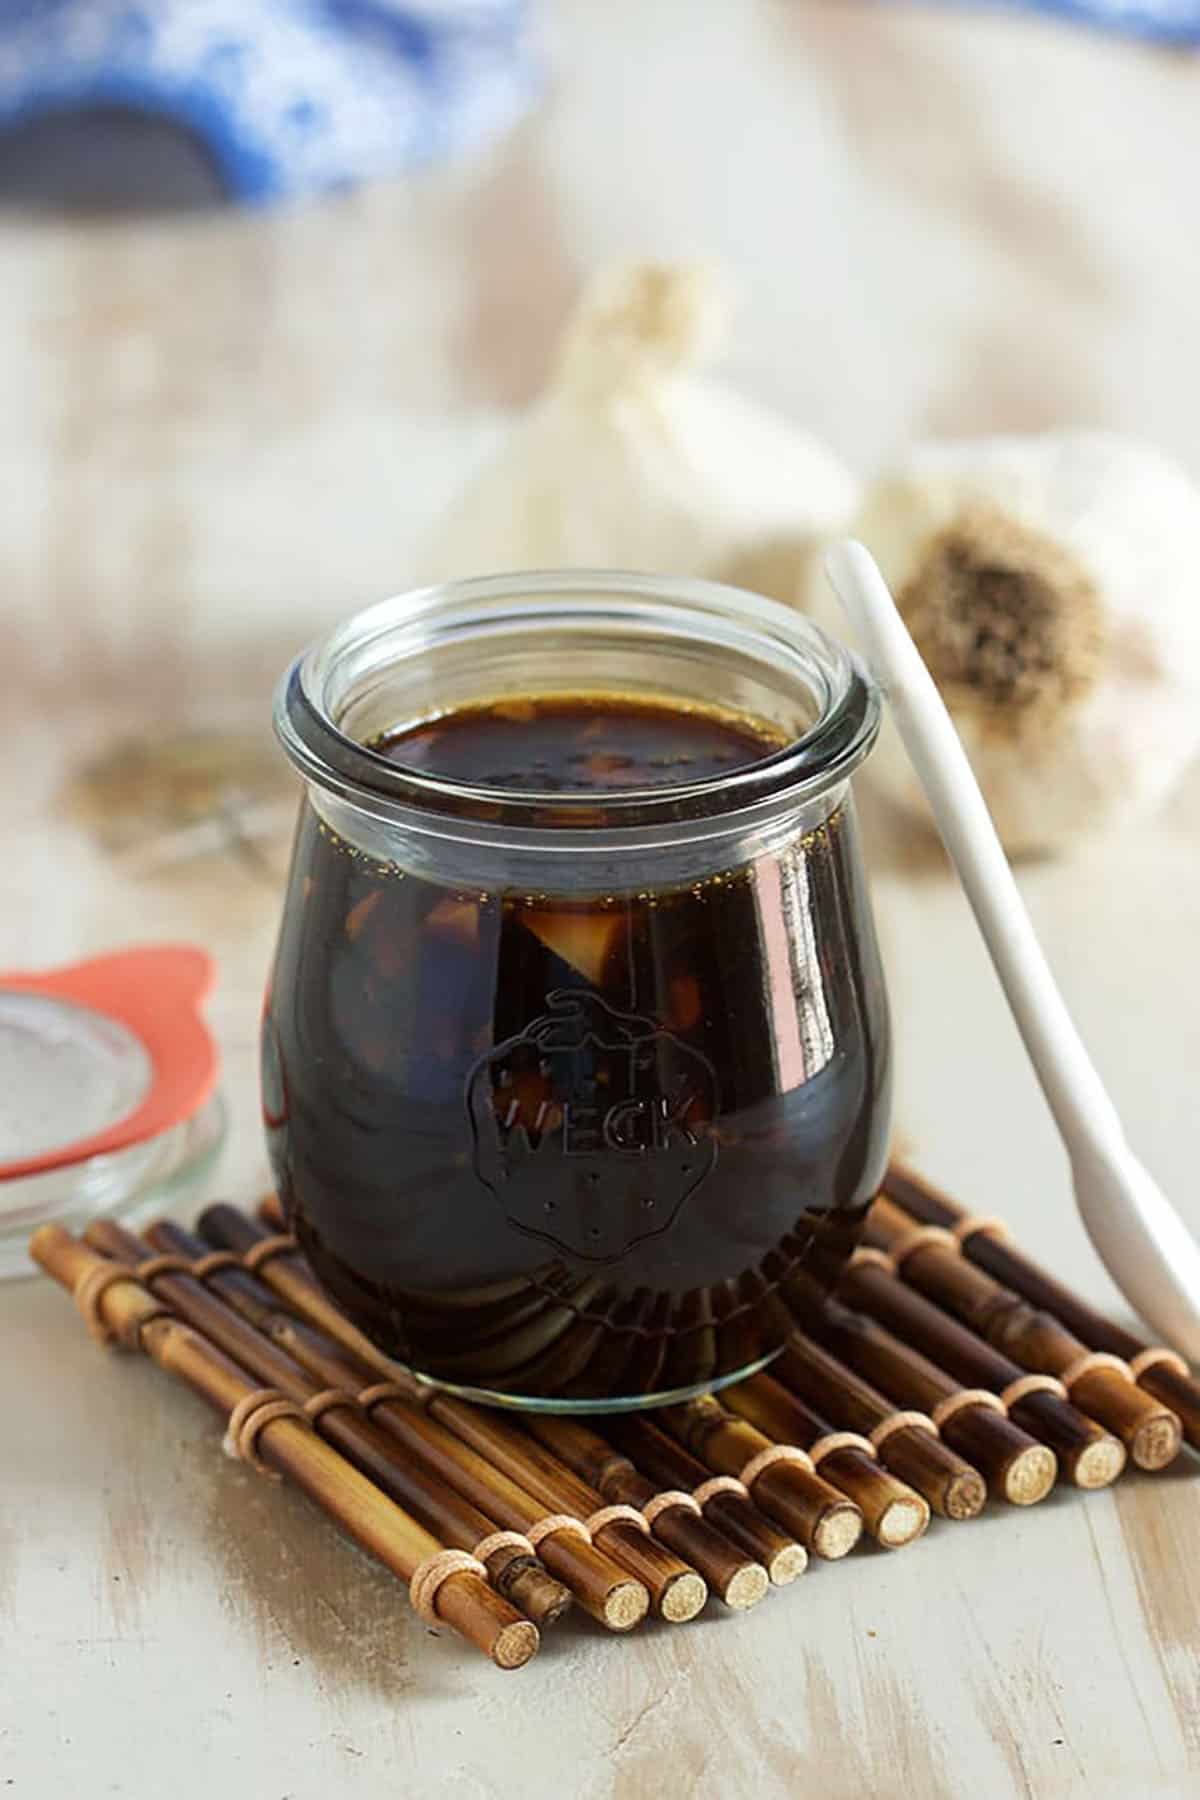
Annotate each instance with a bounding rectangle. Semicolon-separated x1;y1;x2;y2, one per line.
826;539;1200;1360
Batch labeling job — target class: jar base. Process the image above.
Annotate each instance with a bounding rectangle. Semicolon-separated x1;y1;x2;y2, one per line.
392;1342;787;1415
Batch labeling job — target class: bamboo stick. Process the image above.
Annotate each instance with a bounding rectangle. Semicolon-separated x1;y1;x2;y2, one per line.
145;1220;572;1630
770;1338;987;1520
607;1418;808;1586
520;1414;769;1610
791;1308;1059;1504
724;1372;933;1545
32;1227;536;1669
661;1397;864;1559
151;1218;299;1332
836;1261;1124;1489
193;1212;649;1632
885;1162;1200;1453
867;1194;1182;1472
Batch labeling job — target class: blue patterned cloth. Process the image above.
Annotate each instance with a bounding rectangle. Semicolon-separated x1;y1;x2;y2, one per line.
0;1;537;201
928;0;1200;41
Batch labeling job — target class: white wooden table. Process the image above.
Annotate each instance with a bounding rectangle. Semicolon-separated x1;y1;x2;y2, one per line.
3;5;1199;1795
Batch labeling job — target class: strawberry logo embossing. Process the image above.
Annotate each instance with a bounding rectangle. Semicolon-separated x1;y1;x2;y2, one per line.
467;991;719;1262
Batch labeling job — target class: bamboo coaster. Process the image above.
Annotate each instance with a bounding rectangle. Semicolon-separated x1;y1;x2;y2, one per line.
29;1151;1197;1684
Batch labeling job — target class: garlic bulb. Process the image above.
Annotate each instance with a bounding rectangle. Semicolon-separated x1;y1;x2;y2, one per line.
807;432;1200;855
418;261;858;600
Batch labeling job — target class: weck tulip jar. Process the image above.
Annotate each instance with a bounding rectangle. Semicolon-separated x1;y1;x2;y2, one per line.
263;571;892;1410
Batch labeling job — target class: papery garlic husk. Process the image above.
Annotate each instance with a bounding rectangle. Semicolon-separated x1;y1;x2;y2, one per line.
806;431;1200;856
417;261;858;599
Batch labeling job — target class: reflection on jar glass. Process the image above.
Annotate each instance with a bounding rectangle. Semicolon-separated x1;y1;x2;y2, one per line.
265;571;892;1411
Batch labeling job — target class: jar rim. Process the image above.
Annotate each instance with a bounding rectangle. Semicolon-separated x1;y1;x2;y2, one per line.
275;569;880;846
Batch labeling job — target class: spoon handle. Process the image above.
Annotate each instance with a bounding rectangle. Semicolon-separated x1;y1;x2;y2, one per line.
825;540;1123;1159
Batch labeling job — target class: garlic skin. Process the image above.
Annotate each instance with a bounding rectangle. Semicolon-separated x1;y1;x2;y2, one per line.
418;262;858;600
808;432;1200;855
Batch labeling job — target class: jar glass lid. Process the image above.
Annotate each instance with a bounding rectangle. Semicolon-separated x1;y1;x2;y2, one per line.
0;947;223;1279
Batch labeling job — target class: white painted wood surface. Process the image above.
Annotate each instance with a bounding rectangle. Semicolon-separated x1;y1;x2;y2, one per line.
2;4;1199;1795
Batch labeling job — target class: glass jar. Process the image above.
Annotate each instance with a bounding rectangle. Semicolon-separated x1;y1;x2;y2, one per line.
266;571;891;1411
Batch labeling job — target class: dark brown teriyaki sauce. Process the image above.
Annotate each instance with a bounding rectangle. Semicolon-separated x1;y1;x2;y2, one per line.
262;692;891;1404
